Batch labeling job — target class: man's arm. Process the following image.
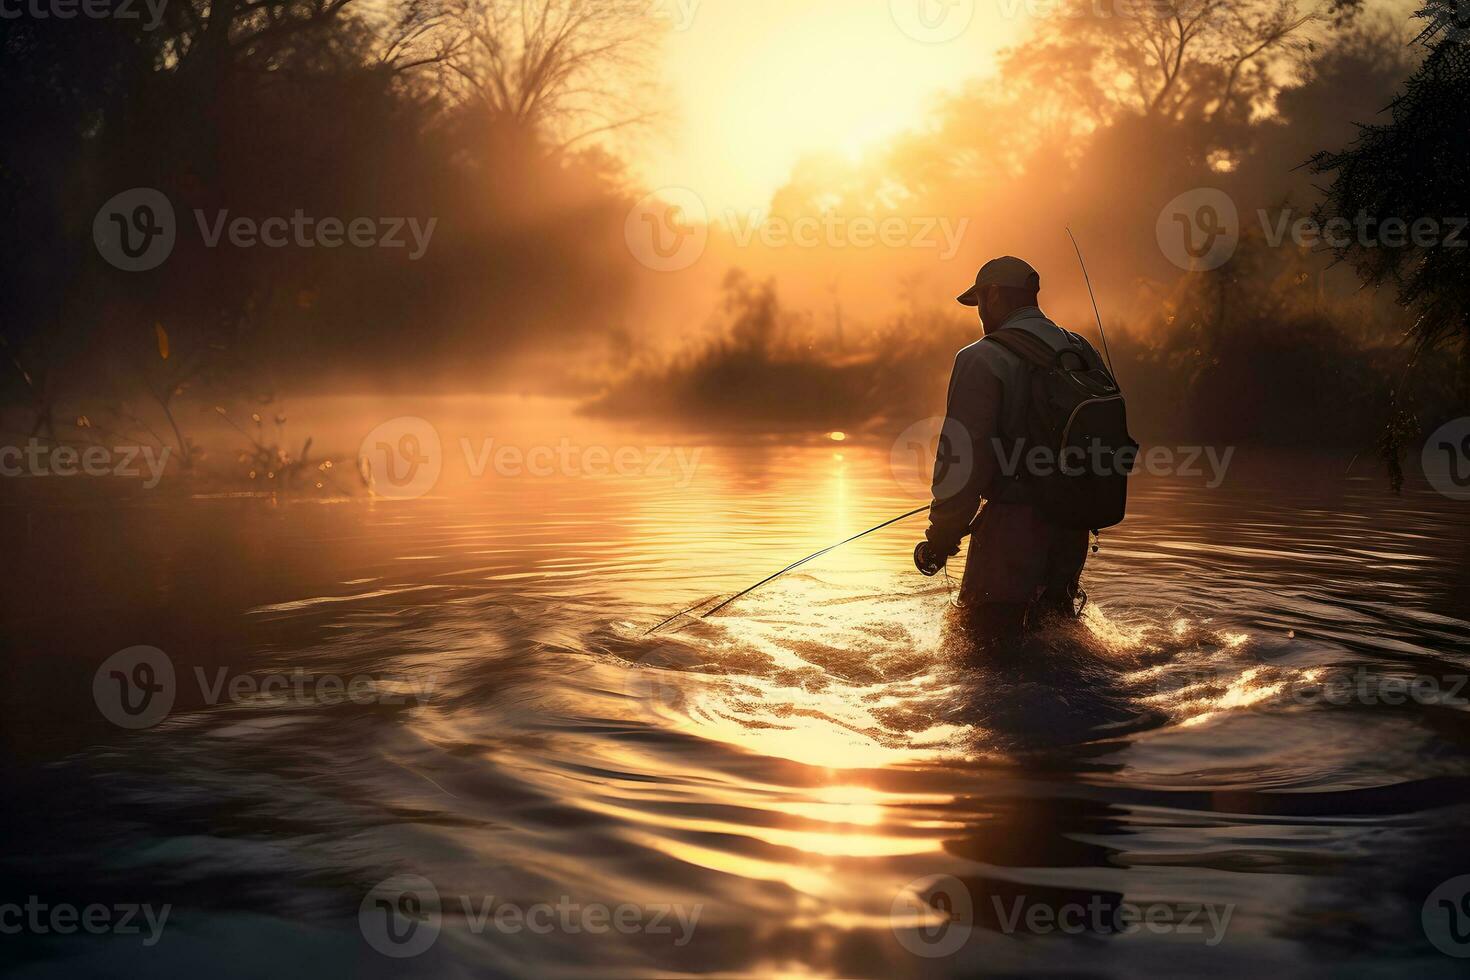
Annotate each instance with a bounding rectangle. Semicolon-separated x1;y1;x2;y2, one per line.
925;347;1004;557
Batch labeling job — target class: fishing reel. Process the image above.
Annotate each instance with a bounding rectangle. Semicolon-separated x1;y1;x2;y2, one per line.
914;541;946;577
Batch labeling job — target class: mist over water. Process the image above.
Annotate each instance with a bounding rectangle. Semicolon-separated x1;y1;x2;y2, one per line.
5;406;1469;977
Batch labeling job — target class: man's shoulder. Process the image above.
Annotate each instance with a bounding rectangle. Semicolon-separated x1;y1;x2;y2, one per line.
1013;315;1105;361
946;340;1017;387
954;337;1013;376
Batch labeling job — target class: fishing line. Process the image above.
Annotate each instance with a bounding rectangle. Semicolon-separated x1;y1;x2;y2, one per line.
1067;227;1118;378
645;505;931;635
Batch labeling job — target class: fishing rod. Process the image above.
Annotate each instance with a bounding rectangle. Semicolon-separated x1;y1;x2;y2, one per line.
1066;227;1118;378
644;504;931;635
648;237;1108;636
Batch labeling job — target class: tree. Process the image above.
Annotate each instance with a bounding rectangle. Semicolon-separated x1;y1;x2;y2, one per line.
1306;1;1470;484
1308;3;1470;361
1002;0;1340;129
436;0;665;148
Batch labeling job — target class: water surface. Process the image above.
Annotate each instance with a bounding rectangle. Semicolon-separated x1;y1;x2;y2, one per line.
4;409;1470;978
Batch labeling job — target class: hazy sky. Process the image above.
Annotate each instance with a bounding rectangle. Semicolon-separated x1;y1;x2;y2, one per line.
639;0;1024;213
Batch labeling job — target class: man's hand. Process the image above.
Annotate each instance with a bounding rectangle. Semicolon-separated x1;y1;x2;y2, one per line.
914;541;947;577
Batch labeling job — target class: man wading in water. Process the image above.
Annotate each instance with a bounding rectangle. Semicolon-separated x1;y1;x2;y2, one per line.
914;255;1133;649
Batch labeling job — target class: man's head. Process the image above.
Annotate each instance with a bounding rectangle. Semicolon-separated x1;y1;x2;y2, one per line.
957;256;1040;333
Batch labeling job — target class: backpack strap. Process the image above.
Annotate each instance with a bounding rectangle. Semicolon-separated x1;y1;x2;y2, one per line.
983;327;1056;368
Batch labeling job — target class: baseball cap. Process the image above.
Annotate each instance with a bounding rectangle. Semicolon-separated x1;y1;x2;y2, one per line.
956;256;1041;306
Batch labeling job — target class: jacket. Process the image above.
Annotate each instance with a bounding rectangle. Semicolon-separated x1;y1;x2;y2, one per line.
924;306;1103;604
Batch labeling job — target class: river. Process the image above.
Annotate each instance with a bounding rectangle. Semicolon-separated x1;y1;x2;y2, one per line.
4;400;1469;977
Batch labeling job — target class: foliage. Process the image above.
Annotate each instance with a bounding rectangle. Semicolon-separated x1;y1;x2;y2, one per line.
1307;27;1470;364
0;0;657;468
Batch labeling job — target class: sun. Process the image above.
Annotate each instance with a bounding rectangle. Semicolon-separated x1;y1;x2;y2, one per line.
639;0;1022;215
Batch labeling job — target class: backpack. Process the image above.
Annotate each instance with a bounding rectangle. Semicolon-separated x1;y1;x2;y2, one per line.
983;328;1137;532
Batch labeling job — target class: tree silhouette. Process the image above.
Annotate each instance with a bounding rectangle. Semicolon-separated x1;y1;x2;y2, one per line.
1306;2;1469;486
1308;4;1469;377
437;0;664;148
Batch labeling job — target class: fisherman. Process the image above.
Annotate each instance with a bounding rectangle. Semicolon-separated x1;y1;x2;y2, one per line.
914;256;1125;648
